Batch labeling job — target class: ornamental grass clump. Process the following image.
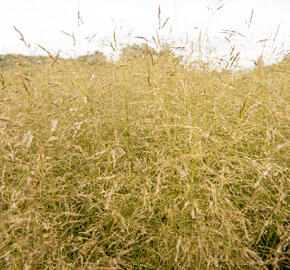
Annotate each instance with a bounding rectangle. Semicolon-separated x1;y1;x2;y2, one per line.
0;41;289;269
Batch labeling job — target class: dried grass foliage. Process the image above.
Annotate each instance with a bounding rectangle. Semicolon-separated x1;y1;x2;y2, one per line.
0;34;289;270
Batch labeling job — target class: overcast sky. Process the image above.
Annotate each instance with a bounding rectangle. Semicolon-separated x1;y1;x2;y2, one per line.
1;0;289;68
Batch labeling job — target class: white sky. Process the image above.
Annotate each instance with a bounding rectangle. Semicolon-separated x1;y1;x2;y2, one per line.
0;0;289;68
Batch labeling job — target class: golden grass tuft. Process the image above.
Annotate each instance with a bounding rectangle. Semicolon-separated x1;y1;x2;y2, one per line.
0;47;289;269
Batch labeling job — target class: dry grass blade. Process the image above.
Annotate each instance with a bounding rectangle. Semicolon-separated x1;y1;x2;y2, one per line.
161;17;170;29
158;5;161;29
85;33;97;43
152;35;158;47
230;51;240;67
37;44;61;65
18;74;31;98
0;73;5;87
145;44;155;65
61;31;76;46
109;31;117;52
77;7;84;27
110;41;116;52
13;25;30;48
239;96;248;119
113;31;117;49
273;23;280;45
257;39;269;43
247;8;254;28
221;29;246;38
217;4;225;11
135;36;152;43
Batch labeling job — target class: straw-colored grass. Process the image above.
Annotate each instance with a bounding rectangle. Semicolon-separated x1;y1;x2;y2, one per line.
0;48;289;269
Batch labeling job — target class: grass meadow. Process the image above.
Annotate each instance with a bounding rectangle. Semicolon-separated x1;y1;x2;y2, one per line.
0;39;289;269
